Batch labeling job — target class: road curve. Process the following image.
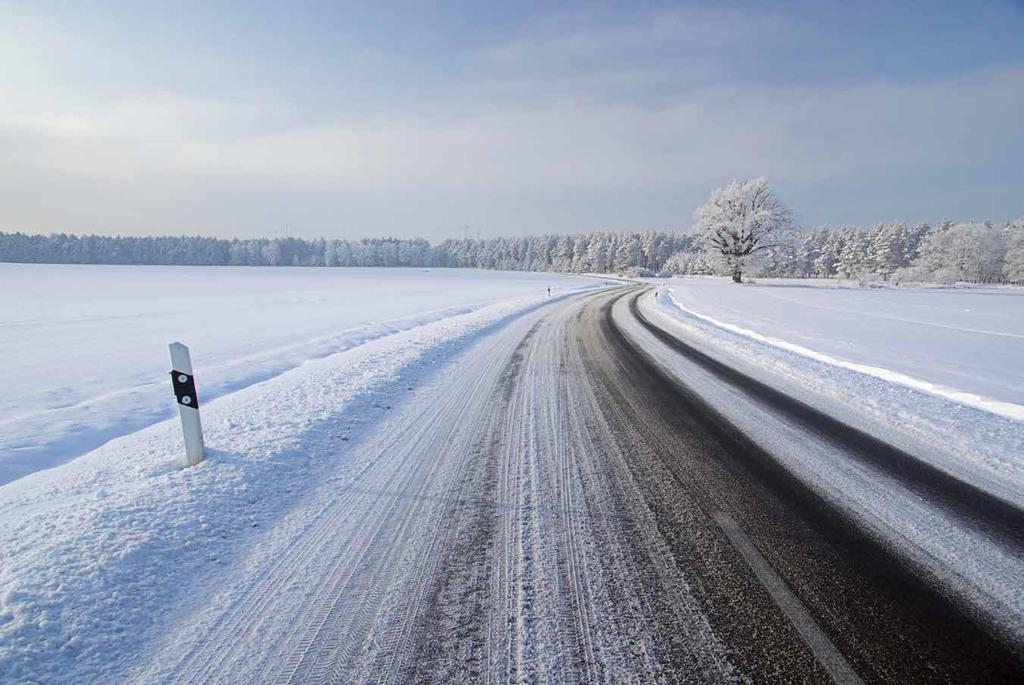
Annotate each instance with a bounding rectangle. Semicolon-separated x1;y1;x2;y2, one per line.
134;286;1023;683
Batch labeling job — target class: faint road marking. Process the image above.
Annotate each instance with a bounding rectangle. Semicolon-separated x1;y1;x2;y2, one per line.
714;511;865;685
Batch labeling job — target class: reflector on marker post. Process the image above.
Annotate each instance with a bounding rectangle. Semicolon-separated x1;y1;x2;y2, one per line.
168;342;205;467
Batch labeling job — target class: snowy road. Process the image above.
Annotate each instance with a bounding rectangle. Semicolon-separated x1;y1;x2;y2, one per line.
131;287;1022;683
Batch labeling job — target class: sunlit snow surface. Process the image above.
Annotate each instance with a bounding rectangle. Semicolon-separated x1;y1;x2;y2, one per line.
661;277;1024;409
650;277;1024;505
0;264;594;484
0;266;606;683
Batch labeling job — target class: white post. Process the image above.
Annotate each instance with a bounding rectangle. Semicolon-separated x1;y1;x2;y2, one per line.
168;342;205;467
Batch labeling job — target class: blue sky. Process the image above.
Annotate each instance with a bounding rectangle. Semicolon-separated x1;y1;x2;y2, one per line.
1;1;1022;240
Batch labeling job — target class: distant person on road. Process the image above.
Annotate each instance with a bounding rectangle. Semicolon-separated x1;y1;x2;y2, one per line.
547;286;551;297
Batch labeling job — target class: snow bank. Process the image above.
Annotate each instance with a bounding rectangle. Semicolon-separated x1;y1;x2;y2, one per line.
646;279;1024;506
0;264;592;485
661;277;1024;407
664;292;1024;423
0;287;587;683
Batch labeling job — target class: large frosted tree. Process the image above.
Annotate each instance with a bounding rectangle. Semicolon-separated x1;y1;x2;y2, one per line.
693;177;794;283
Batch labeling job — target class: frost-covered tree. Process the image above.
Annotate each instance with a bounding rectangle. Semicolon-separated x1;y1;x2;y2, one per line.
903;222;931;266
640;231;658;271
553;235;574;272
795;230;825;277
570;235;590;273
761;241;793;277
614;235;641;272
867;222;907;279
664;250;713;276
915;222;1006;283
760;230;803;277
1004;218;1024;283
814;230;844;278
584;234;610;273
836;228;868;279
693;178;794;283
2;217;1020;284
323;240;337;266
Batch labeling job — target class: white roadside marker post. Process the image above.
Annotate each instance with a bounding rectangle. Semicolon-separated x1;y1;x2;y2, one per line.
168;342;205;467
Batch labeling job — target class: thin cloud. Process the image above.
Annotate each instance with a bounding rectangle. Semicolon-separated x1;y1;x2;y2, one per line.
0;3;1021;238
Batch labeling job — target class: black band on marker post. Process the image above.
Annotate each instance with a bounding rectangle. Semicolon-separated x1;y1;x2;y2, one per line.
170;371;200;408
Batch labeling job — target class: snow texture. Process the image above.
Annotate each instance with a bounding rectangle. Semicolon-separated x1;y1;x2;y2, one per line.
622;291;1024;646
0;268;601;683
648;277;1024;507
0;263;592;485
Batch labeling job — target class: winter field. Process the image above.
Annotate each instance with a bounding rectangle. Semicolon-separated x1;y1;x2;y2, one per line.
0;264;596;485
2;267;1023;681
647;277;1024;506
0;265;604;682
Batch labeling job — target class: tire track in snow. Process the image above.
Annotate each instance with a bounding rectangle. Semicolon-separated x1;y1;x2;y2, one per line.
599;287;1024;680
133;286;1023;683
402;293;740;683
131;299;550;684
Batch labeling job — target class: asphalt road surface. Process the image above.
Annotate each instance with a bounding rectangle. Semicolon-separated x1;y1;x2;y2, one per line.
138;286;1023;684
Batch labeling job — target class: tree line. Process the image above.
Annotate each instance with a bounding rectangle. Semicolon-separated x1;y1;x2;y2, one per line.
0;234;433;268
684;177;1023;285
674;219;1024;285
433;233;695;274
2;215;1021;285
0;230;695;273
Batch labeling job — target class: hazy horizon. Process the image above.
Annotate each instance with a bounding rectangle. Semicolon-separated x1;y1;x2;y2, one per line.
3;1;1023;242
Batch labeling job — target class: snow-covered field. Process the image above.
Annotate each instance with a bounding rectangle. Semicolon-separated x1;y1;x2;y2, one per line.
648;277;1024;505
0;265;603;682
0;264;594;485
